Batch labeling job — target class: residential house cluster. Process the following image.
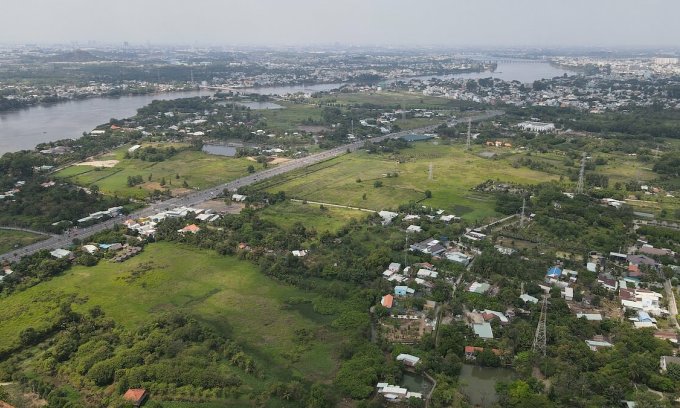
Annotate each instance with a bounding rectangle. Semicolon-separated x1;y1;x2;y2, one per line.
410;237;474;266
125;206;221;237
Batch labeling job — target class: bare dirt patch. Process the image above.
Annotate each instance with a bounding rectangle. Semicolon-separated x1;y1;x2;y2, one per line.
247;156;291;165
75;160;119;168
297;125;330;133
142;182;164;191
196;199;240;213
171;188;193;197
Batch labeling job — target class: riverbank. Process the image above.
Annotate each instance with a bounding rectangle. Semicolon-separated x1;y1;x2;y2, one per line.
0;89;211;154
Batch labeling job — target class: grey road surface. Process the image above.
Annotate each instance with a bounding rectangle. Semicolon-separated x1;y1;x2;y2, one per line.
0;110;503;264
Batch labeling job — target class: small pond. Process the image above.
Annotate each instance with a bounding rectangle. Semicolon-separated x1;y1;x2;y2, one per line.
202;144;237;157
458;364;516;407
400;372;433;395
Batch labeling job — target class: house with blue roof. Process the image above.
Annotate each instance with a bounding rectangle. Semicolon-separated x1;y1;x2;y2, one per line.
394;286;415;296
546;266;562;279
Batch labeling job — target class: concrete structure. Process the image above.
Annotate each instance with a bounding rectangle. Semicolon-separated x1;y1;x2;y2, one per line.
473;322;494;339
469;282;491;294
520;293;539;304
50;248;72;259
406;225;422;233
517;121;556;133
394;286;415;296
396;353;421;367
586;339;613;351
445;251;471;265
576;313;603;321
416;269;439;279
378;211;399;225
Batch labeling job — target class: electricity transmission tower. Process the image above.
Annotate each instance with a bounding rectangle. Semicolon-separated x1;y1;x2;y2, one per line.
532;296;548;357
466;118;472;150
520;196;526;228
576;152;587;194
428;163;433;180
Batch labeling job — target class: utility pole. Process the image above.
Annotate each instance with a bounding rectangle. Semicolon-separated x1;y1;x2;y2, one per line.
466;118;472;150
532;296;548;357
404;234;408;268
428;163;433;181
576;152;586;195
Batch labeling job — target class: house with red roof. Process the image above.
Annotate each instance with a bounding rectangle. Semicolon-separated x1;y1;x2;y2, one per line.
381;294;394;309
178;224;201;234
464;345;503;361
123;388;147;407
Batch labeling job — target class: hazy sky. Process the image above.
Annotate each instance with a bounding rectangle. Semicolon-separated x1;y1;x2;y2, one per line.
2;0;679;48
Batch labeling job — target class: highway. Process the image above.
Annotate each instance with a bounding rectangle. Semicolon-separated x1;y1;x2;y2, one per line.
0;110;503;264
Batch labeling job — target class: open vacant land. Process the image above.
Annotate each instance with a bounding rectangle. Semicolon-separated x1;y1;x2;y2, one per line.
259;200;370;233
55;147;257;199
256;142;558;222
0;243;341;385
259;101;324;132
0;229;47;254
319;90;475;110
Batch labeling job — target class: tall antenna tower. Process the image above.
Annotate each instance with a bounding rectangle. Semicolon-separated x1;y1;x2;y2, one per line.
190;69;195;84
576;152;586;194
428;163;434;181
532;296;548;357
466;118;472;150
520;196;526;228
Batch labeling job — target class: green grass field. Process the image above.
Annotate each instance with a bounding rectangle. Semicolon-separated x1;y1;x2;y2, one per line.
259;101;324;132
0;242;340;384
0;229;47;254
257;142;558;222
320;90;473;110
259;200;369;233
55;147;257;199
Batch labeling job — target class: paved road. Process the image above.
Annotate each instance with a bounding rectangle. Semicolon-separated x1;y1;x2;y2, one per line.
0;110;504;264
0;226;56;237
665;279;680;331
289;199;376;213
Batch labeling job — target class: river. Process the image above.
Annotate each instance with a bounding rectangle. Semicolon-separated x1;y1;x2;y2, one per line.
0;60;570;155
0;90;211;155
395;59;573;84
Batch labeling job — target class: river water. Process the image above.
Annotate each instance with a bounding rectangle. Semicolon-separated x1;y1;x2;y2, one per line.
0;60;569;155
0;90;211;154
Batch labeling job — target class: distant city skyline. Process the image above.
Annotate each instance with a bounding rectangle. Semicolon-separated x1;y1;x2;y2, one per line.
2;0;680;48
